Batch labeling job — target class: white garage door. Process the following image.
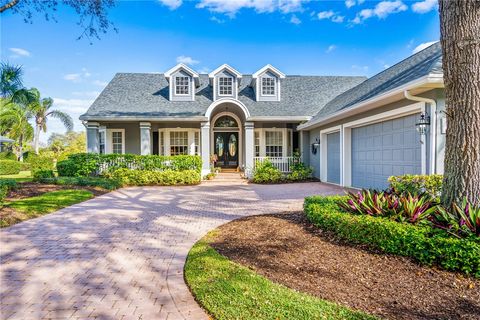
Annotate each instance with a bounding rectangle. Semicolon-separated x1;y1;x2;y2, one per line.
351;114;422;190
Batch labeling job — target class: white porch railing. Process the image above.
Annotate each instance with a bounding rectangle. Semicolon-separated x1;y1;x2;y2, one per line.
253;156;298;173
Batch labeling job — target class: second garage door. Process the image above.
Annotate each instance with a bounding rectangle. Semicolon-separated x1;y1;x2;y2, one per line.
351;114;422;190
327;132;341;184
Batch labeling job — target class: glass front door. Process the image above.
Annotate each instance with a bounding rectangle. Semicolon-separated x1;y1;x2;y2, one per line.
214;132;239;168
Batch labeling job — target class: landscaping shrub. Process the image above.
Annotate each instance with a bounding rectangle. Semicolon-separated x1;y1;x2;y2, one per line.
252;159;283;183
39;176;121;190
111;168;201;186
28;155;55;175
388;174;443;198
304;196;480;277
0;160;21;175
0;151;16;160
57;153;202;177
0;179;17;206
33;170;55;181
434;199;480;237
19;162;30;171
287;161;313;181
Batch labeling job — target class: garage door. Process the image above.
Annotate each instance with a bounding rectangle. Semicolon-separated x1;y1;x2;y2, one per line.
351;114;421;190
327;132;341;184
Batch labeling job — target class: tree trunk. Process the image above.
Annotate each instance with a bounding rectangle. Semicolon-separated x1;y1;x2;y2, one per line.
18;134;23;162
34;122;41;154
439;0;480;207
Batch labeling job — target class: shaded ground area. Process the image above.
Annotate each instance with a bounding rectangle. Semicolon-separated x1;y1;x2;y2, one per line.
210;212;480;320
6;182;108;199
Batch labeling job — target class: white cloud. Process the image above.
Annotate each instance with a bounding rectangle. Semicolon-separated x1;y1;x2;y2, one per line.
345;0;365;8
352;0;407;24
326;45;337;53
198;67;210;74
53;98;94;115
317;10;344;23
290;14;301;24
72;91;101;98
9;47;31;57
63;68;91;82
176;55;200;65
412;0;437;13
92;80;108;87
157;0;182;10
412;40;438;54
196;0;306;17
331;15;345;23
210;16;225;23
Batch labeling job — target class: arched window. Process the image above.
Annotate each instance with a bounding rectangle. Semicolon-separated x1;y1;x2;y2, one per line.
214;116;238;128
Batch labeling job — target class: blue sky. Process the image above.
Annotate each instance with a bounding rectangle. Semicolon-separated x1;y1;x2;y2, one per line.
1;0;440;143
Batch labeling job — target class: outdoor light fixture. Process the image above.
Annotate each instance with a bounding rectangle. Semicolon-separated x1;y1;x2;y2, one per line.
311;138;320;155
415;113;431;135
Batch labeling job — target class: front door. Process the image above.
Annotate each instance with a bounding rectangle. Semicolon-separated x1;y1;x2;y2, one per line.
214;132;239;168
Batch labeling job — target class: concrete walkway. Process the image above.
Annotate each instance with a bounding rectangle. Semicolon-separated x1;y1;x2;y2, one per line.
0;181;345;320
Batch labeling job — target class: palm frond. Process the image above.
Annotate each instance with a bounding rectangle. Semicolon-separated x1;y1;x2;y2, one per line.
48;110;74;132
0;63;23;97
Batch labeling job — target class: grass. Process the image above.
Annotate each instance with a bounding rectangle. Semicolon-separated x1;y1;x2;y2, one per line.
0;170;32;182
1;189;93;227
184;233;377;320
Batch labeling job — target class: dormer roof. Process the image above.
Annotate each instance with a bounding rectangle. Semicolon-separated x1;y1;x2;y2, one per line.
208;64;242;79
164;63;199;80
252;64;286;79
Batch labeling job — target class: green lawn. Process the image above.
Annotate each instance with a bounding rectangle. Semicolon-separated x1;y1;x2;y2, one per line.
184;234;377;320
0;170;33;182
1;189;93;227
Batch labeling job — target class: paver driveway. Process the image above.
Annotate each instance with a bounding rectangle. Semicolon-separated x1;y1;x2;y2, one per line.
1;181;345;320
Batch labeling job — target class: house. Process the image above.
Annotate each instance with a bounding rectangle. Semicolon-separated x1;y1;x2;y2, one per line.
80;42;445;189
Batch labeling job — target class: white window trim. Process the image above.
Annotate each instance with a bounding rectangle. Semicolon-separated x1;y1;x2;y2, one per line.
261;76;276;96
175;75;190;96
218;76;234;97
158;128;200;156
106;129;125;154
99;126;106;155
253;128;291;158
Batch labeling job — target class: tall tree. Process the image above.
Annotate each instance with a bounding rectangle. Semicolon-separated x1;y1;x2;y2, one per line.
0;102;33;161
27;88;73;154
0;0;116;41
0;62;23;98
439;0;480;206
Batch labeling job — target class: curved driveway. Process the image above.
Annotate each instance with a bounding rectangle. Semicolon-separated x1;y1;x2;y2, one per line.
1;181;344;320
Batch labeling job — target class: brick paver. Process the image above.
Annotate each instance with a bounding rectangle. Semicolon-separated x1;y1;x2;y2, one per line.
0;181;345;320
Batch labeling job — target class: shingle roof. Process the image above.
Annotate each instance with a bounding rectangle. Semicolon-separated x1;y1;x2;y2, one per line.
79;74;366;120
307;42;443;123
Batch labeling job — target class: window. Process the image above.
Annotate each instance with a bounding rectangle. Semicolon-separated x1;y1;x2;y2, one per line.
194;131;200;155
254;131;260;157
99;130;105;154
112;131;123;154
265;131;283;157
170;131;188;155
219;77;233;95
262;77;276;95
159;131;165;155
175;76;190;95
214;116;238;128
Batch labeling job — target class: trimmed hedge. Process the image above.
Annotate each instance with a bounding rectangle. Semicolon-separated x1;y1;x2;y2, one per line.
29;155;55;175
0;179;17;205
33;170;55;181
0;160;21;175
388;174;443;197
111;168;201;186
38;176;121;190
304;195;480;277
57;153;202;177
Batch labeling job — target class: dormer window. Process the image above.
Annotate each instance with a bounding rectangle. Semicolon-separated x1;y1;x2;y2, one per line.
262;77;276;95
175;76;190;95
219;77;233;95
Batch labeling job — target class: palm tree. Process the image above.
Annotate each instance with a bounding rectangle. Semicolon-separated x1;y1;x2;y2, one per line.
0;62;23;98
28;88;74;154
0;102;33;161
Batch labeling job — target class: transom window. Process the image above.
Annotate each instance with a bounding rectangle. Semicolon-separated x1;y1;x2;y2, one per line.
112;131;123;154
170;131;189;155
175;76;190;95
265;131;283;157
214;115;238;128
262;77;276;95
219;77;233;95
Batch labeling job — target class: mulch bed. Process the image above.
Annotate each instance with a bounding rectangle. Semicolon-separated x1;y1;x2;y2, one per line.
6;182;108;199
210;212;480;320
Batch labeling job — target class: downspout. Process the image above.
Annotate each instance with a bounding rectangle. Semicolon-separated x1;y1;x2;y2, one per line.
404;90;437;174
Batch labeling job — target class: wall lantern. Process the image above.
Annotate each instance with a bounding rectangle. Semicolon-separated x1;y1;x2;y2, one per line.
311;138;320;155
415;113;431;135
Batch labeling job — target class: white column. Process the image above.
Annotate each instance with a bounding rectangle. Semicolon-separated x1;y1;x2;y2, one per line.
140;122;151;155
244;122;255;177
201;122;210;176
86;122;99;153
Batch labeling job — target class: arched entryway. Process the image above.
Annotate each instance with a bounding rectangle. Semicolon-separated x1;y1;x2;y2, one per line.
211;113;242;169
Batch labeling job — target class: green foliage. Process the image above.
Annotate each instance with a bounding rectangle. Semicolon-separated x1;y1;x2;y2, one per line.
388;174;443;198
0;151;16;160
28;155;54;175
304;196;480;277
252;159;283;183
111;168;201;186
185;236;377;320
39;176;121;190
47;131;86;161
32;170;55;181
0;179;17;206
56;153;202;177
19;162;30;171
287;161;313;181
0;186;8;207
0;160;21;175
434;199;480;237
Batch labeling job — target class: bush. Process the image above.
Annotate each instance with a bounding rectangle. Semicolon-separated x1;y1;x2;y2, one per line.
304;196;480;277
388;174;443;198
57;153;202;177
33;170;55;181
19;162;30;171
0;179;17;206
111;168;201;186
38;176;121;190
28;155;55;175
0;160;21;175
0;151;16;160
252;159;283;183
287;161;313;181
